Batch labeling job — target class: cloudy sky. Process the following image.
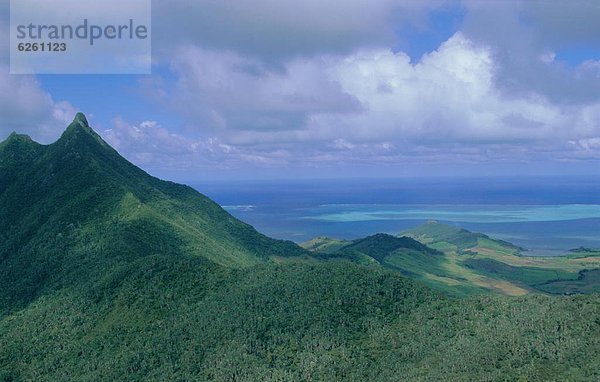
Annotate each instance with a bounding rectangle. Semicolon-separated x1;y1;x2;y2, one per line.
1;0;599;181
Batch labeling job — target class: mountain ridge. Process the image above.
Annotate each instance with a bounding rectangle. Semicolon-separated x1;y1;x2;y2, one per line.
0;113;307;313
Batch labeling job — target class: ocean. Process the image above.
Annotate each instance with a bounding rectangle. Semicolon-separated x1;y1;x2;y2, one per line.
193;176;600;256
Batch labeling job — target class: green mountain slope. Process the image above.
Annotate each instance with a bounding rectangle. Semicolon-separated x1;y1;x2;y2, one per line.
0;133;44;189
301;236;351;253
339;234;442;261
0;113;305;314
303;233;485;296
1;115;599;381
0;260;598;381
330;234;447;274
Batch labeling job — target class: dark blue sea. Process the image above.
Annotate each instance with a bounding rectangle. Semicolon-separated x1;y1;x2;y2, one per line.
193;176;600;256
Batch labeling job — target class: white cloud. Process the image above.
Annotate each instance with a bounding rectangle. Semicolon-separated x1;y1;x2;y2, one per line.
129;31;600;172
3;0;598;175
578;60;600;78
461;0;600;104
330;139;356;150
152;0;447;62
570;138;600;151
159;33;599;148
102;119;241;169
164;46;362;132
0;65;77;143
540;52;556;64
567;137;600;161
0;16;76;143
329;33;599;147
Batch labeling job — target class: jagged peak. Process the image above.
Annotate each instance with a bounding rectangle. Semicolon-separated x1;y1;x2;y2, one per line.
1;113;98;150
41;113;126;171
64;112;94;134
73;112;89;127
6;131;33;141
58;113;112;151
0;132;37;149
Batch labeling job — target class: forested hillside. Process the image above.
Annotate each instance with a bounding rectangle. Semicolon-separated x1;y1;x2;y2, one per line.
0;116;598;381
0;114;305;315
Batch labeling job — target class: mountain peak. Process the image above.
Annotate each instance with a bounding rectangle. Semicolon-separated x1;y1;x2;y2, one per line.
65;112;93;134
0;132;44;171
3;132;33;144
0;132;38;152
73;112;89;127
59;113;110;151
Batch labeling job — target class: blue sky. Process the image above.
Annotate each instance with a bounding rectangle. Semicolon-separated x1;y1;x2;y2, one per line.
1;0;599;181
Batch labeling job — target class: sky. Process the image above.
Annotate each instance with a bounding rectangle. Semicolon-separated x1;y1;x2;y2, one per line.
1;0;599;181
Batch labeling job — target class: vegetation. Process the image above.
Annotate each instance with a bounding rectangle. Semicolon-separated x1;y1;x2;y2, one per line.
569;247;600;257
535;269;600;295
1;115;599;381
300;236;351;254
402;219;523;253
401;221;599;295
0;114;306;314
1;260;598;381
303;220;599;297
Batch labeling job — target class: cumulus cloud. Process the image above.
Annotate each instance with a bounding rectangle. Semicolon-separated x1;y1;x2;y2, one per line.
127;29;600;174
161;46;363;132
570;138;600;151
319;33;584;144
461;0;600;104
578;60;600;78
0;15;77;143
2;0;599;176
0;64;79;143
151;33;600;148
152;0;448;63
567;138;600;161
102;119;236;169
100;119;315;172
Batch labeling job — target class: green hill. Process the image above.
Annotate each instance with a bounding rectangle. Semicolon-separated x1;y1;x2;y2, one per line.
304;234;456;288
301;236;351;253
303;233;494;296
1;115;599;381
339;234;442;261
401;220;522;254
